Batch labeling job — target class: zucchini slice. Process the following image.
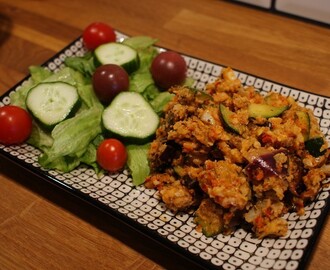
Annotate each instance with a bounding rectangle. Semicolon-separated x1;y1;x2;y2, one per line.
94;42;139;73
102;92;159;143
26;82;80;129
219;104;245;135
248;103;289;119
194;199;224;237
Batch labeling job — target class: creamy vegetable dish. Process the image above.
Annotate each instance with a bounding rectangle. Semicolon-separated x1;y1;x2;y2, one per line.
145;67;330;238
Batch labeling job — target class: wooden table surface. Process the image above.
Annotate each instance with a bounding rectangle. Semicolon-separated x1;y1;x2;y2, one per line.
0;1;329;269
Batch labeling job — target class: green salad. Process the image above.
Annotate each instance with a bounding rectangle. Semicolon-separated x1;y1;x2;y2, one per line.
9;35;193;186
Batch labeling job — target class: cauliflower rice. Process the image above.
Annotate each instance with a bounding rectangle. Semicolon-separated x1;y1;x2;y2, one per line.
145;67;330;238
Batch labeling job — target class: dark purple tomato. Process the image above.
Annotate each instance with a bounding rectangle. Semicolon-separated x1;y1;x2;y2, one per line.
150;51;187;90
92;64;129;104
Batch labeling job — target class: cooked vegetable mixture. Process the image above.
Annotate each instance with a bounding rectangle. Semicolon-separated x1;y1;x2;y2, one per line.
145;67;330;238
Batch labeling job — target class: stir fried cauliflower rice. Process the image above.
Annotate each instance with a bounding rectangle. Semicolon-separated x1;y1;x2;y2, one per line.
145;67;330;238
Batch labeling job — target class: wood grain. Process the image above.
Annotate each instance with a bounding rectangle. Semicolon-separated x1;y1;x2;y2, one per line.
0;1;329;269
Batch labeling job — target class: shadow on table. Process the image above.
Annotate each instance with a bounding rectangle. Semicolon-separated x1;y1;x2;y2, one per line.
0;155;207;270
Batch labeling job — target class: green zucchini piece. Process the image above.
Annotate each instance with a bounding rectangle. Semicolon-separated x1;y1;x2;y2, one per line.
94;42;139;74
219;104;244;135
194;199;224;237
248;103;289;119
26;82;80;129
102;92;159;144
305;137;326;157
295;111;310;141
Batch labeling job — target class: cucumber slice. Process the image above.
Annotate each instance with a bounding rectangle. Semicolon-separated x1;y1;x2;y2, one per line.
248;103;289;119
94;42;139;73
26;82;80;129
219;104;244;135
295;111;310;141
102;92;159;143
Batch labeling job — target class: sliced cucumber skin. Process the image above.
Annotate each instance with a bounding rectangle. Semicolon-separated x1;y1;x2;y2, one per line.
26;82;80;130
248;103;289;119
94;42;139;74
219;104;242;135
102;92;159;144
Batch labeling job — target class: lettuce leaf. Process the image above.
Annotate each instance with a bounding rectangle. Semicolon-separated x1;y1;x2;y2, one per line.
38;106;103;171
30;65;52;82
126;144;150;186
122;36;158;50
150;91;174;115
129;72;154;93
27;122;54;151
64;52;96;78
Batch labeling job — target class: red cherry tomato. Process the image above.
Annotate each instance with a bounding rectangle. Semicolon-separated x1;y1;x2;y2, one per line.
0;105;33;145
97;139;127;172
92;64;129;104
150;51;187;90
82;22;116;51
